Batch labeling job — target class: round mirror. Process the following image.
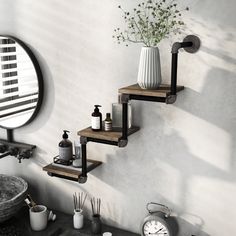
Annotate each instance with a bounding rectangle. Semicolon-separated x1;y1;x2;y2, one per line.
0;35;43;129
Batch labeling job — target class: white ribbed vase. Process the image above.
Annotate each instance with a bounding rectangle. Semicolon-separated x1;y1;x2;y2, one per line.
137;47;162;89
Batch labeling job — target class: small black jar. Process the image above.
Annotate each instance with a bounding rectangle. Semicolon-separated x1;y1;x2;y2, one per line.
91;214;102;234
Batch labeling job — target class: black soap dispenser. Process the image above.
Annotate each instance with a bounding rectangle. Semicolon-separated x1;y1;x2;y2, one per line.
91;105;102;131
59;130;73;161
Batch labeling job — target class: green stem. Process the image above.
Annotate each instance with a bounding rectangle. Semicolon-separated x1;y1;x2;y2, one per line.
133;18;148;46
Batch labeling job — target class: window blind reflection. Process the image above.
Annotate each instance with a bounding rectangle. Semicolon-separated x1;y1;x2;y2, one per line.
0;37;38;120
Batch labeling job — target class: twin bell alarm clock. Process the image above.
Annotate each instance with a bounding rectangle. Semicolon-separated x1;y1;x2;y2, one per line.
140;202;179;236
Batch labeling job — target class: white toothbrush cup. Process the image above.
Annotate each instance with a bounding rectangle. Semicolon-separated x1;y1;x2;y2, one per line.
29;205;48;231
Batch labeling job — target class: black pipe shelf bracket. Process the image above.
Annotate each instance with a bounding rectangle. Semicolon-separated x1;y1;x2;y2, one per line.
43;35;200;184
170;35;201;97
76;125;140;183
0;129;36;163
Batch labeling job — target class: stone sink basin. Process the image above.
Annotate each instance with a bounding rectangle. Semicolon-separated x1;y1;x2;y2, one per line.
0;174;28;223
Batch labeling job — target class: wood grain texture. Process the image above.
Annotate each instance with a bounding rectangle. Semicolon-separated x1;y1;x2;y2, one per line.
43;159;102;180
118;83;184;97
78;126;140;142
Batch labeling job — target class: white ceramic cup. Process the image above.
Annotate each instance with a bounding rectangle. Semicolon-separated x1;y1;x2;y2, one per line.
29;205;48;231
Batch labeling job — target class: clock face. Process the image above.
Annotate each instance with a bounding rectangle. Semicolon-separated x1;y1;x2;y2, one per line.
143;220;169;236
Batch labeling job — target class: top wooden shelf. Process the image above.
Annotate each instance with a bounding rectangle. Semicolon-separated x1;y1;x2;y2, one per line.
119;84;184;98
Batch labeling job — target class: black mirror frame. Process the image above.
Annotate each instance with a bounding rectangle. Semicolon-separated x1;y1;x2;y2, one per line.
0;35;44;129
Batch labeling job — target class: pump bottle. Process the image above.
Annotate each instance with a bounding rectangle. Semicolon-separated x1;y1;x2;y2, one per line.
91;105;102;131
59;130;73;161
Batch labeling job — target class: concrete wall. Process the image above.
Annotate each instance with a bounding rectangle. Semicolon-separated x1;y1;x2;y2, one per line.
0;0;235;235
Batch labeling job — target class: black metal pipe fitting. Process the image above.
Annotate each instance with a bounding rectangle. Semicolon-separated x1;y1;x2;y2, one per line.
87;137;118;146
129;94;166;103
7;129;13;142
170;53;178;95
170;35;200;96
122;102;128;140
171;41;193;54
81;143;87;179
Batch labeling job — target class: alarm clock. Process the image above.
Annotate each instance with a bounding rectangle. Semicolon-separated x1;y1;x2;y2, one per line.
141;202;178;236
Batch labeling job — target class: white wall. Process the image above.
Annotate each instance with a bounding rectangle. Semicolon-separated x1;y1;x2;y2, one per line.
0;0;236;235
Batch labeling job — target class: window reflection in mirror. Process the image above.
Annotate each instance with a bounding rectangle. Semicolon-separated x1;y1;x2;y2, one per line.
0;36;43;129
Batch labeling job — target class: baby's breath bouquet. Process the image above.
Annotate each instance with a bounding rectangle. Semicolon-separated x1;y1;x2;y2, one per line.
113;0;189;47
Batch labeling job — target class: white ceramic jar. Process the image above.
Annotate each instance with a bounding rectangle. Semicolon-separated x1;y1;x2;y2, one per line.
73;209;84;229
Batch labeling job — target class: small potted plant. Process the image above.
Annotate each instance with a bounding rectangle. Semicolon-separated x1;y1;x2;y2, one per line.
113;0;189;89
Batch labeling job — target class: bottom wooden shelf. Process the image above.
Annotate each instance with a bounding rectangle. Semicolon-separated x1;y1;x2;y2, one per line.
43;159;102;182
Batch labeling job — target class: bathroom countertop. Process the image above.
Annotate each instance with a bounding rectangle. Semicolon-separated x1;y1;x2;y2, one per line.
1;207;140;236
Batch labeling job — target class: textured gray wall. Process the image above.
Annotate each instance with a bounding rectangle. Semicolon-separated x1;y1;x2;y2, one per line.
0;0;235;235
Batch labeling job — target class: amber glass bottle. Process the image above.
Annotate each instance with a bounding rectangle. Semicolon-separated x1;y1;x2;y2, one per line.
104;113;112;131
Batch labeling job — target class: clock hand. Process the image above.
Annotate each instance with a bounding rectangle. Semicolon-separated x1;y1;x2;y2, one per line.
155;228;168;235
148;231;162;235
156;228;163;233
152;228;163;234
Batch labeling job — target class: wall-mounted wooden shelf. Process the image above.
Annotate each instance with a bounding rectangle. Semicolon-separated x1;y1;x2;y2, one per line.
43;83;182;183
119;83;184;103
78;126;140;146
43;35;199;183
119;83;184;97
43;159;102;182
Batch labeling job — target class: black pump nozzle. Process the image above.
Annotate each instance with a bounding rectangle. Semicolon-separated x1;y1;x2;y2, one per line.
94;105;101;112
62;130;70;139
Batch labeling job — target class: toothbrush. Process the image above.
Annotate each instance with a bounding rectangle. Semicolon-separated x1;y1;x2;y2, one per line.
24;194;38;211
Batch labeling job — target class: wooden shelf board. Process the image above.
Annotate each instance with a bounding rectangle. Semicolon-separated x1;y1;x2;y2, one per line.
43;159;102;181
78;126;140;142
118;84;184;98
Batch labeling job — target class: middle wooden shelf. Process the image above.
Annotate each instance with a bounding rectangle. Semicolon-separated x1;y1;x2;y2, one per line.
78;126;140;146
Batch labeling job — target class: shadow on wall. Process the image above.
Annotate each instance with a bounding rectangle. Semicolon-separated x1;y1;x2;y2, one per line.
177;67;236;171
92;62;236;235
190;0;236;28
93;119;213;236
178;216;210;236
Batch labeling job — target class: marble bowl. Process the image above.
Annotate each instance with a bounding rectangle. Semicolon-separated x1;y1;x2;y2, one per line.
0;174;28;223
